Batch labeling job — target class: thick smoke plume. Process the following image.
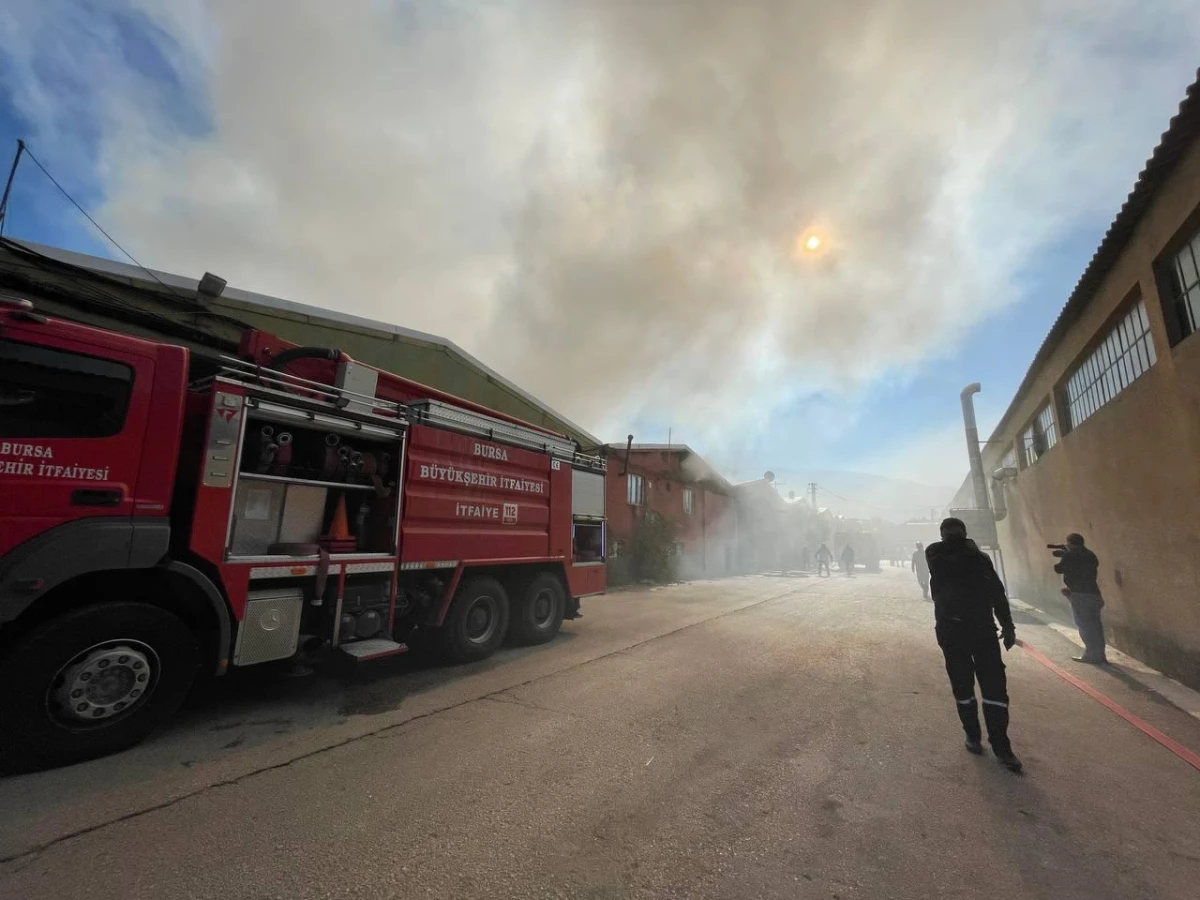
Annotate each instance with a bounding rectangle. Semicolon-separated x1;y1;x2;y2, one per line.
6;0;1199;447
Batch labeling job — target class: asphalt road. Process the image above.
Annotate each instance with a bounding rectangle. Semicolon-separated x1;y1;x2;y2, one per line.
2;569;1199;900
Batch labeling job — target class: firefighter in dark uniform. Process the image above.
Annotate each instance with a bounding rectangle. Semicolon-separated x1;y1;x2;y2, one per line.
912;542;930;600
926;517;1023;772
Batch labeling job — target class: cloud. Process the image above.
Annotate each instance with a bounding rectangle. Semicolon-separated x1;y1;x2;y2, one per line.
847;419;972;490
5;0;1200;453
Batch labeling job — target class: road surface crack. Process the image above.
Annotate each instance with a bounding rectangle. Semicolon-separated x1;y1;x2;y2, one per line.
483;694;577;716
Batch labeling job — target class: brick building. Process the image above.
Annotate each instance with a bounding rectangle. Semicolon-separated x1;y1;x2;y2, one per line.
979;69;1200;688
604;444;737;584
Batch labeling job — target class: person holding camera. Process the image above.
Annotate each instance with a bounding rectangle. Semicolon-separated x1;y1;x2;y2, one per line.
1051;533;1108;665
926;517;1022;772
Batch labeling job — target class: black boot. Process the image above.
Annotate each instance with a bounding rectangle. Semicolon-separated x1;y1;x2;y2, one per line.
956;697;983;753
994;748;1023;772
982;700;1022;772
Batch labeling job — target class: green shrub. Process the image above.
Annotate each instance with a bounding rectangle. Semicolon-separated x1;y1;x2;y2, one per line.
632;512;678;584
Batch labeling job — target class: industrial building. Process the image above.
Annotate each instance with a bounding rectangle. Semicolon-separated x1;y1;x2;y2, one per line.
977;69;1200;688
0;239;598;447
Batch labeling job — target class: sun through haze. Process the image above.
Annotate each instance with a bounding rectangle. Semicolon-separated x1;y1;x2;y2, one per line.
3;0;1199;504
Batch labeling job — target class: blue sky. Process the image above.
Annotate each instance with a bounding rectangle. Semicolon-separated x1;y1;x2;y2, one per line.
704;225;1108;486
2;1;1198;511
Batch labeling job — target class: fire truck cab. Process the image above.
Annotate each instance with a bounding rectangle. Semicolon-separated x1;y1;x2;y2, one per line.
0;296;606;770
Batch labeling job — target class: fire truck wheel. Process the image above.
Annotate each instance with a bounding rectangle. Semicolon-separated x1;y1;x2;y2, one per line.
438;577;510;664
0;602;198;772
508;572;566;645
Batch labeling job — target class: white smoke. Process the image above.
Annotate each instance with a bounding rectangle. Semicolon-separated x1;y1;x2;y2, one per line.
5;0;1199;449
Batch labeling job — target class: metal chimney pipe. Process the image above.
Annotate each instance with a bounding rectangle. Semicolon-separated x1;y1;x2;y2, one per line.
960;383;991;514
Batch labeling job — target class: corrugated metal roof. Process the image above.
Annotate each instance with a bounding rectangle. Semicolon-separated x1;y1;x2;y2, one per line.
5;239;600;446
604;443;696;452
988;66;1200;444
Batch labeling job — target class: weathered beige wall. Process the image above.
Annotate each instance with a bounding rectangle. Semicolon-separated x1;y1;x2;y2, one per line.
983;134;1200;688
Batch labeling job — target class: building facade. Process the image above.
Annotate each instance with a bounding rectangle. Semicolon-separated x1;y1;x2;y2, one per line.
981;70;1200;688
604;445;737;584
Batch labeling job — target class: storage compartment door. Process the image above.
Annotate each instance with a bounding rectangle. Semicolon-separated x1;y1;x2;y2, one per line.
572;469;605;518
233;589;304;665
230;481;287;556
229;481;329;556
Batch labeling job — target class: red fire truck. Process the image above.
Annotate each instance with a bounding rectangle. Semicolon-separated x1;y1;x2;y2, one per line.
0;296;607;769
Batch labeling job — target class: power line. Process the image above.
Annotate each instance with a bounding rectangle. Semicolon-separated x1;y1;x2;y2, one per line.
17;142;199;307
0;237;242;349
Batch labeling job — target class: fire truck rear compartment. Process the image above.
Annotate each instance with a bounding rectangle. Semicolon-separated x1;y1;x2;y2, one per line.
229;415;402;558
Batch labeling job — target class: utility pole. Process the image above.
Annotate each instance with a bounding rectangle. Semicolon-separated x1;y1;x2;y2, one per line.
0;139;27;237
808;482;818;510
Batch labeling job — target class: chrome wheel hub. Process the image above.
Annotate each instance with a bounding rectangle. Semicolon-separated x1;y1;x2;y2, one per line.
49;641;158;725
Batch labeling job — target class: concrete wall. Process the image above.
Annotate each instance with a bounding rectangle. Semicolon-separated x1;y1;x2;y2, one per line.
983;134;1200;688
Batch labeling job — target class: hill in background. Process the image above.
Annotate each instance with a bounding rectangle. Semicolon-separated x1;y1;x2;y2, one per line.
769;469;957;523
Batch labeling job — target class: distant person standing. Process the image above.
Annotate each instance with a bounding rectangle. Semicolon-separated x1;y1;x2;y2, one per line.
926;517;1022;772
840;544;855;577
1053;533;1107;665
815;543;832;577
913;542;930;600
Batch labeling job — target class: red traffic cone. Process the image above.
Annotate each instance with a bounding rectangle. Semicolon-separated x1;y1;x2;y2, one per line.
327;495;350;540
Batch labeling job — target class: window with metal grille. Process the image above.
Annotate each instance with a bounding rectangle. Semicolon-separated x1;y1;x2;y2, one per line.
683;487;694;515
1064;300;1156;430
627;473;645;506
1037;403;1058;451
1170;228;1200;338
1020;403;1057;467
1020;425;1037;468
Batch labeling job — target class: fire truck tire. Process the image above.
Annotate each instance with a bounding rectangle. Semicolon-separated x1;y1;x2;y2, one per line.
437;577;510;663
0;602;198;772
508;572;566;645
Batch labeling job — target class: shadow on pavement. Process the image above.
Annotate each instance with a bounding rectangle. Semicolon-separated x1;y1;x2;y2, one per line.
979;760;1167;900
159;632;582;755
